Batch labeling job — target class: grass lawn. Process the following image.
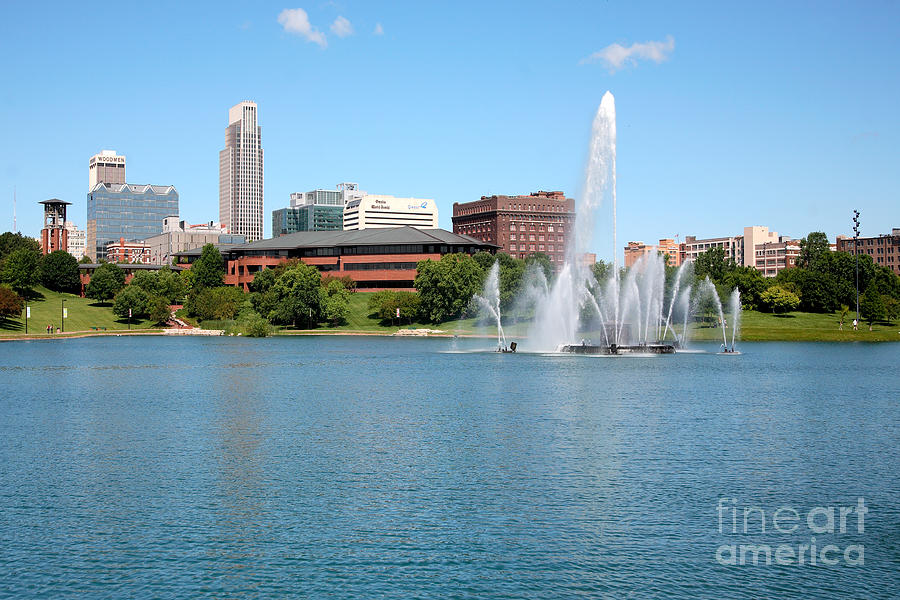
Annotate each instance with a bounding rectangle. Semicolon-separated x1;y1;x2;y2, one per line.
0;285;158;338
296;294;900;342
689;309;900;342
277;291;523;336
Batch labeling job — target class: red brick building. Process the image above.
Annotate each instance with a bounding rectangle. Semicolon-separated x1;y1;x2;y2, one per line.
106;238;151;264
176;227;496;291
837;228;900;275
451;191;575;267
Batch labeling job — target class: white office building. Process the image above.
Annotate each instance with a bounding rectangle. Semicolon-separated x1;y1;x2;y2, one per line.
219;101;264;242
343;194;438;230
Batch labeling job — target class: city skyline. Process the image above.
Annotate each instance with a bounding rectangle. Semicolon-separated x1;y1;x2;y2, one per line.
1;2;898;262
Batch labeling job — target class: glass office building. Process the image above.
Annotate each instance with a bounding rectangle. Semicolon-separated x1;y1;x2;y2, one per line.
271;189;346;237
272;205;344;237
86;183;179;261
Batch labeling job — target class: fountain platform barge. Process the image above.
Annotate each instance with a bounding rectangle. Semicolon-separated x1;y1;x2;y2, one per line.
560;343;675;355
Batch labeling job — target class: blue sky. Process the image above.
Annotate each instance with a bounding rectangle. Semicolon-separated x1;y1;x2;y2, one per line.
1;1;897;261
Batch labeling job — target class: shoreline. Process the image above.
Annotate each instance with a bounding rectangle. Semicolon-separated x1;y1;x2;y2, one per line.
1;327;898;343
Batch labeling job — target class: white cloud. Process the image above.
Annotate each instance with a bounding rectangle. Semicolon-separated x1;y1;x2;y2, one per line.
373;23;384;36
580;35;675;72
330;16;354;38
278;8;327;48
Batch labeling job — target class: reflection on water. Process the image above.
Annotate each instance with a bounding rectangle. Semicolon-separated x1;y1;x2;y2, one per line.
0;336;898;599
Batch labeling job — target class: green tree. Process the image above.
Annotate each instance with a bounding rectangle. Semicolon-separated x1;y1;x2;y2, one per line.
0;232;41;261
191;244;224;289
320;278;351;325
268;262;322;327
40;250;81;293
693;246;736;282
148;295;172;325
415;253;484;323
472;251;495;272
883;296;899;324
85;263;126;303
525;252;552;282
494;253;526;312
775;268;840;313
249;267;278;293
591;260;613;284
859;287;886;330
721;266;768;310
797;231;831;271
113;285;151;319
79;255;93;264
816;251;876;306
0;286;24;321
178;268;196;297
758;285;801;313
1;248;42;295
188;286;246;321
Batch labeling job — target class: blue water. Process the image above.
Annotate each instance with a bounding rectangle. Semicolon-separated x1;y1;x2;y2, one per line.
1;336;898;598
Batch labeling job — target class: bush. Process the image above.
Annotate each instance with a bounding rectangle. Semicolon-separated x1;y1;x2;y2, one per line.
188;286;246;321
759;285;800;313
243;314;271;337
368;290;421;324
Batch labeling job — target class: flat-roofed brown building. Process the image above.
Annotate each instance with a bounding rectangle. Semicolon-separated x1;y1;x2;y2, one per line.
452;191;575;268
837;228;900;275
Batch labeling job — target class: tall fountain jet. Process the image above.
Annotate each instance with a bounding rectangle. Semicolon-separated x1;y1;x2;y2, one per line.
521;91;734;355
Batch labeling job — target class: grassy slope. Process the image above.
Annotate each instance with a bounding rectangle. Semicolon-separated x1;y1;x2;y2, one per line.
0;285;157;337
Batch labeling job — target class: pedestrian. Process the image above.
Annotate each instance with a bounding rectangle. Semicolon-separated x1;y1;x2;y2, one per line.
853;318;858;331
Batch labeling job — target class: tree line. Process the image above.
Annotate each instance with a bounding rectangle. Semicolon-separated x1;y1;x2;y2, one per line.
691;231;900;328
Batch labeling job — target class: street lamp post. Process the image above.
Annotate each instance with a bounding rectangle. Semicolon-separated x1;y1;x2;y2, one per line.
853;210;860;322
61;299;67;333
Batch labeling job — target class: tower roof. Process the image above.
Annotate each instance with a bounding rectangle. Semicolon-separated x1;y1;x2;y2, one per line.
39;199;72;206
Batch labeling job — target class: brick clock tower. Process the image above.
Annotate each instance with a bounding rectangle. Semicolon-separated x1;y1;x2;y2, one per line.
40;199;71;255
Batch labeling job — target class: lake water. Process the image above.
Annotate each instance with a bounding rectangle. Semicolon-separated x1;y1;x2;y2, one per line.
1;336;898;599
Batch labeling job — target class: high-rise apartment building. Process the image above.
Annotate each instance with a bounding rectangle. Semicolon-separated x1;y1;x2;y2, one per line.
86;183;179;261
452;191;575;266
219;101;264;242
89;150;126;189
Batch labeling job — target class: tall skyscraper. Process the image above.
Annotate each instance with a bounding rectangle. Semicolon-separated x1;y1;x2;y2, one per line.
219;101;264;242
89;150;126;189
